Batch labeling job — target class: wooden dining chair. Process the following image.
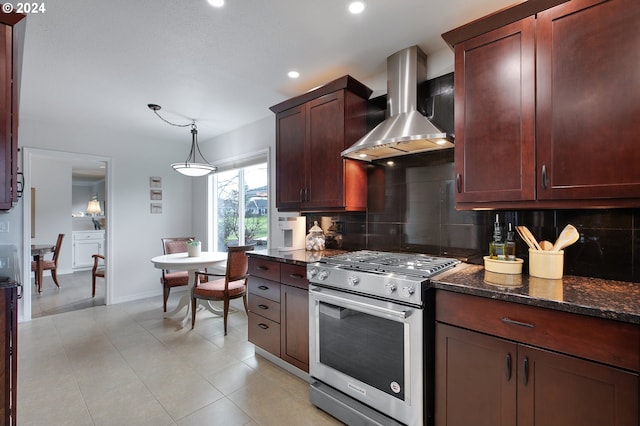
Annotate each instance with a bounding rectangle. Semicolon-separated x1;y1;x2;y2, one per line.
91;254;105;297
160;237;200;312
31;233;65;290
191;245;254;334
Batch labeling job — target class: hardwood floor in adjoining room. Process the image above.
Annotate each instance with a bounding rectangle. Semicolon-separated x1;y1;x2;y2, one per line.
18;290;343;425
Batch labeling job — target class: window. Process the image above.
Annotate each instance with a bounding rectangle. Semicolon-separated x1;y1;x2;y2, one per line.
210;162;268;250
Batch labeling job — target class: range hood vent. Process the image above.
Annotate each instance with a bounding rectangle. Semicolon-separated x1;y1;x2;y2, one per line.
342;46;453;162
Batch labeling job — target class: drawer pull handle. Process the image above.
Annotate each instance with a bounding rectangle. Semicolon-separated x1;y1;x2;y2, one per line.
541;165;548;189
258;323;269;330
289;273;304;279
505;353;512;382
501;317;534;328
522;356;529;386
258;304;269;310
257;285;269;291
456;173;462;193
257;266;268;271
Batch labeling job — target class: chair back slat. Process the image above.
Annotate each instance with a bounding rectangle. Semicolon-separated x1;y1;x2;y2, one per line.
225;245;254;284
161;237;195;255
52;233;65;264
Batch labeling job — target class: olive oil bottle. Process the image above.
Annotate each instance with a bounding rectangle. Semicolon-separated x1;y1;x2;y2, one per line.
489;214;505;260
505;223;516;260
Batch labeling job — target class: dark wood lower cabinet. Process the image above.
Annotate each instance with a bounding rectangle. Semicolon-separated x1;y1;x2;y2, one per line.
247;257;309;373
435;291;639;426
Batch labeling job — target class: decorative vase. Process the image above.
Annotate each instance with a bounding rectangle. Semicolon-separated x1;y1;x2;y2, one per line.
187;241;201;257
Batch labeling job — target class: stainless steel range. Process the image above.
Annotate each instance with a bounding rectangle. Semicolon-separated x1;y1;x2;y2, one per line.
307;250;459;426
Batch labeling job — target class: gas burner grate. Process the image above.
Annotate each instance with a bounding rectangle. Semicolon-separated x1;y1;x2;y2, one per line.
324;250;459;278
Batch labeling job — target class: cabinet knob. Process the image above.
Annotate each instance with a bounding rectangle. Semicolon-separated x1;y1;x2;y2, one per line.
456;173;462;193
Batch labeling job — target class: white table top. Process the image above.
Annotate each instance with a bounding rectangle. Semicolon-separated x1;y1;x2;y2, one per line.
150;251;227;270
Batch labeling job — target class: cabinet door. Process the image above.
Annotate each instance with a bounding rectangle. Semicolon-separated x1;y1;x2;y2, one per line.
0;24;12;210
435;323;517;426
304;91;346;210
280;284;309;372
536;0;640;201
518;345;638;426
73;239;103;268
275;105;306;210
453;17;536;204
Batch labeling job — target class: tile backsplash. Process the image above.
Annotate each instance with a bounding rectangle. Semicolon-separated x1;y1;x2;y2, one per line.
305;150;639;283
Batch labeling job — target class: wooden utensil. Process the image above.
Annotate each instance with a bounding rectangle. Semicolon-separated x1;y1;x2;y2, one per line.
516;226;542;251
552;224;579;251
539;240;554;251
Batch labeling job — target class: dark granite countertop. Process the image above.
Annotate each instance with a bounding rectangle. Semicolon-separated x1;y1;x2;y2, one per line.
432;264;640;325
247;248;347;267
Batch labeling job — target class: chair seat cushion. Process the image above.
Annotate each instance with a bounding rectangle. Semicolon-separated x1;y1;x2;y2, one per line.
31;260;56;271
161;271;208;287
194;278;246;299
162;271;189;287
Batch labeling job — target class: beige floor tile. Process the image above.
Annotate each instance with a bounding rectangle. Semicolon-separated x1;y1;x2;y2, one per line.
175;397;252;426
18;271;343;425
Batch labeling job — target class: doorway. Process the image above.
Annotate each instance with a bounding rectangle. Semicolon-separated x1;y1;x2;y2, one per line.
22;148;112;321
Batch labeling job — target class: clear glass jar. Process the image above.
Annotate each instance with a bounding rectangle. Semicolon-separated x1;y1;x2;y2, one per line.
305;221;325;251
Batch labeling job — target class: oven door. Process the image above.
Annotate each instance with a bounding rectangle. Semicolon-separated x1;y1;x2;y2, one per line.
309;284;424;426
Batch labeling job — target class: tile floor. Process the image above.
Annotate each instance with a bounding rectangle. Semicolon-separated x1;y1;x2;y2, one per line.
19;272;343;425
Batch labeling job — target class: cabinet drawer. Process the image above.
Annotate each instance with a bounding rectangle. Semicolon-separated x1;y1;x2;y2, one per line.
248;276;281;303
248;258;281;281
280;263;308;289
248;312;281;357
248;294;280;323
436;290;640;372
73;231;104;240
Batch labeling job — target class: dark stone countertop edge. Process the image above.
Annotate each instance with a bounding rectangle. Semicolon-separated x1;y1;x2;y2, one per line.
0;281;19;289
245;251;640;326
431;264;640;326
247;248;347;267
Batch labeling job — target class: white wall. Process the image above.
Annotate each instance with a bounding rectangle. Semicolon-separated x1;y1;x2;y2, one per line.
0;115;195;321
31;155;73;274
192;116;276;250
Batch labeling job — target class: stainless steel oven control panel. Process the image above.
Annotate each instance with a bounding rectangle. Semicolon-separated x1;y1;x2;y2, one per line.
307;263;425;306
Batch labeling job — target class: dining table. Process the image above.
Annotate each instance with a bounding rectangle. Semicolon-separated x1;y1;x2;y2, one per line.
31;243;56;294
150;251;228;329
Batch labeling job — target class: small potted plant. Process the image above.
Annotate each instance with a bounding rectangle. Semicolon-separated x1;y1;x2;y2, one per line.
187;239;201;257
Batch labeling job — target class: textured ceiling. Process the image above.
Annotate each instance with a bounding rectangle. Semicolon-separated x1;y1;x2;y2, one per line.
19;0;517;146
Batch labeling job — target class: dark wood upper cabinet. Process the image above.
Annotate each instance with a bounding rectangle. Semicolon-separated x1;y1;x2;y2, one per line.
446;0;640;209
271;76;370;212
0;13;25;211
536;0;640;201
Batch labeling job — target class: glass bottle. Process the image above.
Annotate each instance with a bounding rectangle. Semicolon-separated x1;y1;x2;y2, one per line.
489;214;505;260
505;223;516;261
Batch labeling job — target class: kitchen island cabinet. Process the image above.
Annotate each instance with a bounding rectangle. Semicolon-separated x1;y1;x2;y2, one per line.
270;75;370;212
0;13;25;211
445;0;640;209
434;290;639;426
247;255;310;373
0;285;18;425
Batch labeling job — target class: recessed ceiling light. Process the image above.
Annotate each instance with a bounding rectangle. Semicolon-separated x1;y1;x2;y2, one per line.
208;0;224;7
288;71;300;79
348;1;365;14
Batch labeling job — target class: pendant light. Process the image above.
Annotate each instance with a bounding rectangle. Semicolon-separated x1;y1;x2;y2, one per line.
147;104;217;177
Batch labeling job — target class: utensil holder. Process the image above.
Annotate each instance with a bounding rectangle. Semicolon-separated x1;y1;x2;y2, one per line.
528;248;564;279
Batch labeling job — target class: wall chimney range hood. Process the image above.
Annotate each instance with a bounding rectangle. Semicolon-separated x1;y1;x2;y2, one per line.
342;45;454;162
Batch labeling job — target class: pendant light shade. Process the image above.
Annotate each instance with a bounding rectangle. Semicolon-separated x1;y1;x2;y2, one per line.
170;125;217;176
148;104;217;177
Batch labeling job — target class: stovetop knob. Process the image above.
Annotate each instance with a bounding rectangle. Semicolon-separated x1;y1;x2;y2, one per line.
400;286;415;298
347;275;360;286
307;267;318;279
384;282;397;294
318;270;329;281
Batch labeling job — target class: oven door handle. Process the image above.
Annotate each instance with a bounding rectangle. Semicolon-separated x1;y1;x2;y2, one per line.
310;287;411;320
